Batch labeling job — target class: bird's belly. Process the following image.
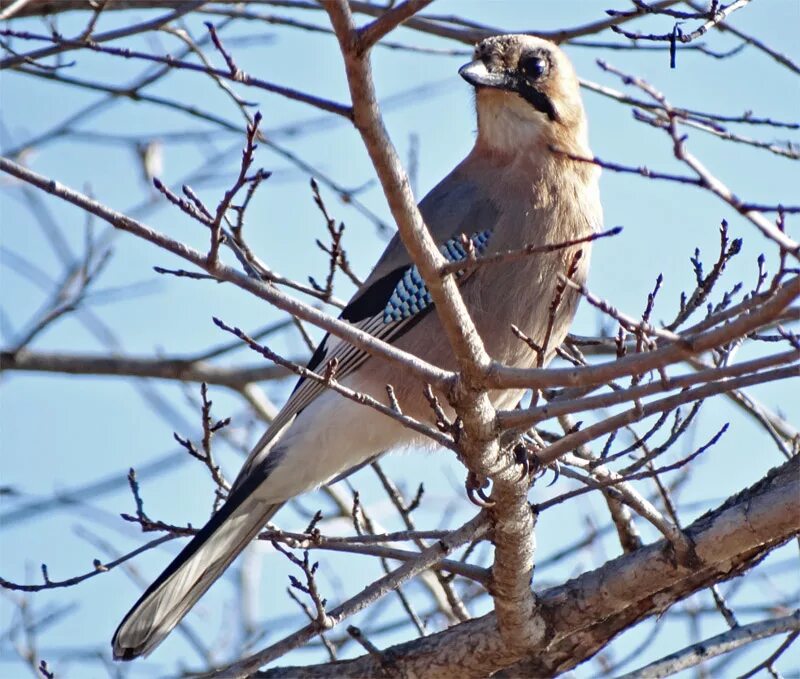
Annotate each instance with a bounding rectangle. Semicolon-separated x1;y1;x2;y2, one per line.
466;252;586;370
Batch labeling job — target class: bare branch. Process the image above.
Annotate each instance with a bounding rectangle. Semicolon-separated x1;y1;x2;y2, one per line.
490;278;799;391
197;512;489;678
357;0;435;50
0;156;454;390
0;2;206;69
0;534;177;592
616;611;800;679
212;317;455;449
0;349;293;386
255;456;800;677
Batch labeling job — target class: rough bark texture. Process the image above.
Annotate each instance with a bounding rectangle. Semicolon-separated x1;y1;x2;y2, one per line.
257;455;799;678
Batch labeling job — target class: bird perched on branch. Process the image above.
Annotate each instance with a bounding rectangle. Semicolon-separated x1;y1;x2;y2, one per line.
113;34;602;659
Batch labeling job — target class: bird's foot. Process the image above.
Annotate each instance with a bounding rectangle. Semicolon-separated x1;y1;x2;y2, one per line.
513;442;532;481
465;471;494;507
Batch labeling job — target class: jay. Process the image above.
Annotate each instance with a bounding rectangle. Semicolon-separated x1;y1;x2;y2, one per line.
113;33;603;659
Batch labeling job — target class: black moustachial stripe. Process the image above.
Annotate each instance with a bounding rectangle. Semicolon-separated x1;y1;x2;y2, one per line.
517;80;558;122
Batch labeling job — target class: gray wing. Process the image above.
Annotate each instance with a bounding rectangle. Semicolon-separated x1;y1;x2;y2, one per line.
234;171;500;486
357;169;501;291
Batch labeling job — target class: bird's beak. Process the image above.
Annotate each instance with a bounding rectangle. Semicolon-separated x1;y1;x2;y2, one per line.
458;59;512;91
459;57;559;122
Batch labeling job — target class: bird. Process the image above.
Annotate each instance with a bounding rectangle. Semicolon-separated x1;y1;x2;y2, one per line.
112;33;603;660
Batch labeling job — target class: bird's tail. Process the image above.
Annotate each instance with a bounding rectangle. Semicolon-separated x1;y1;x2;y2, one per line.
112;485;282;660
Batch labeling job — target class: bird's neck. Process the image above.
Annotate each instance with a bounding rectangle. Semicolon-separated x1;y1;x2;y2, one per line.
472;110;596;188
474;106;591;164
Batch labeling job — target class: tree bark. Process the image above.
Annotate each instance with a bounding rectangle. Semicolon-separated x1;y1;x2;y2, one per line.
256;455;799;678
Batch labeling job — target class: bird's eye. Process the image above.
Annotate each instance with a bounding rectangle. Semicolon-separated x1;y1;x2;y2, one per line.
520;54;548;80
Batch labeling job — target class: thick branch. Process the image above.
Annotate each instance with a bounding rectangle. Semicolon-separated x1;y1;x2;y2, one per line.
257;455;799;677
324;1;536;655
196;512;489;678
324;0;490;379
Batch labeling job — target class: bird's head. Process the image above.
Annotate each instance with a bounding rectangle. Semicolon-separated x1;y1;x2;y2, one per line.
460;35;588;156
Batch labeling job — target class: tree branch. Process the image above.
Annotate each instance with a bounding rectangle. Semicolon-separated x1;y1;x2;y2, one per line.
0;349;293;387
256;455;799;677
616;610;800;679
0;156;454;391
324;0;536;655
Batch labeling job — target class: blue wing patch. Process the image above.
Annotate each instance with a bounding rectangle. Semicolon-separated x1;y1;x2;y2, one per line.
383;229;492;323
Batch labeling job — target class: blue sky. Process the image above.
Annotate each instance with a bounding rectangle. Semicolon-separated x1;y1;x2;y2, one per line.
1;2;798;677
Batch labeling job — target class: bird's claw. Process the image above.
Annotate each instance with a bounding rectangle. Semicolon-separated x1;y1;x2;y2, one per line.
546;459;561;487
465;471;494;507
513;443;531;481
467;485;495;507
514;442;560;486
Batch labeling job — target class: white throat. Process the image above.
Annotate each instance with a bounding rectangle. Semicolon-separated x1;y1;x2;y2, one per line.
476;102;546;155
